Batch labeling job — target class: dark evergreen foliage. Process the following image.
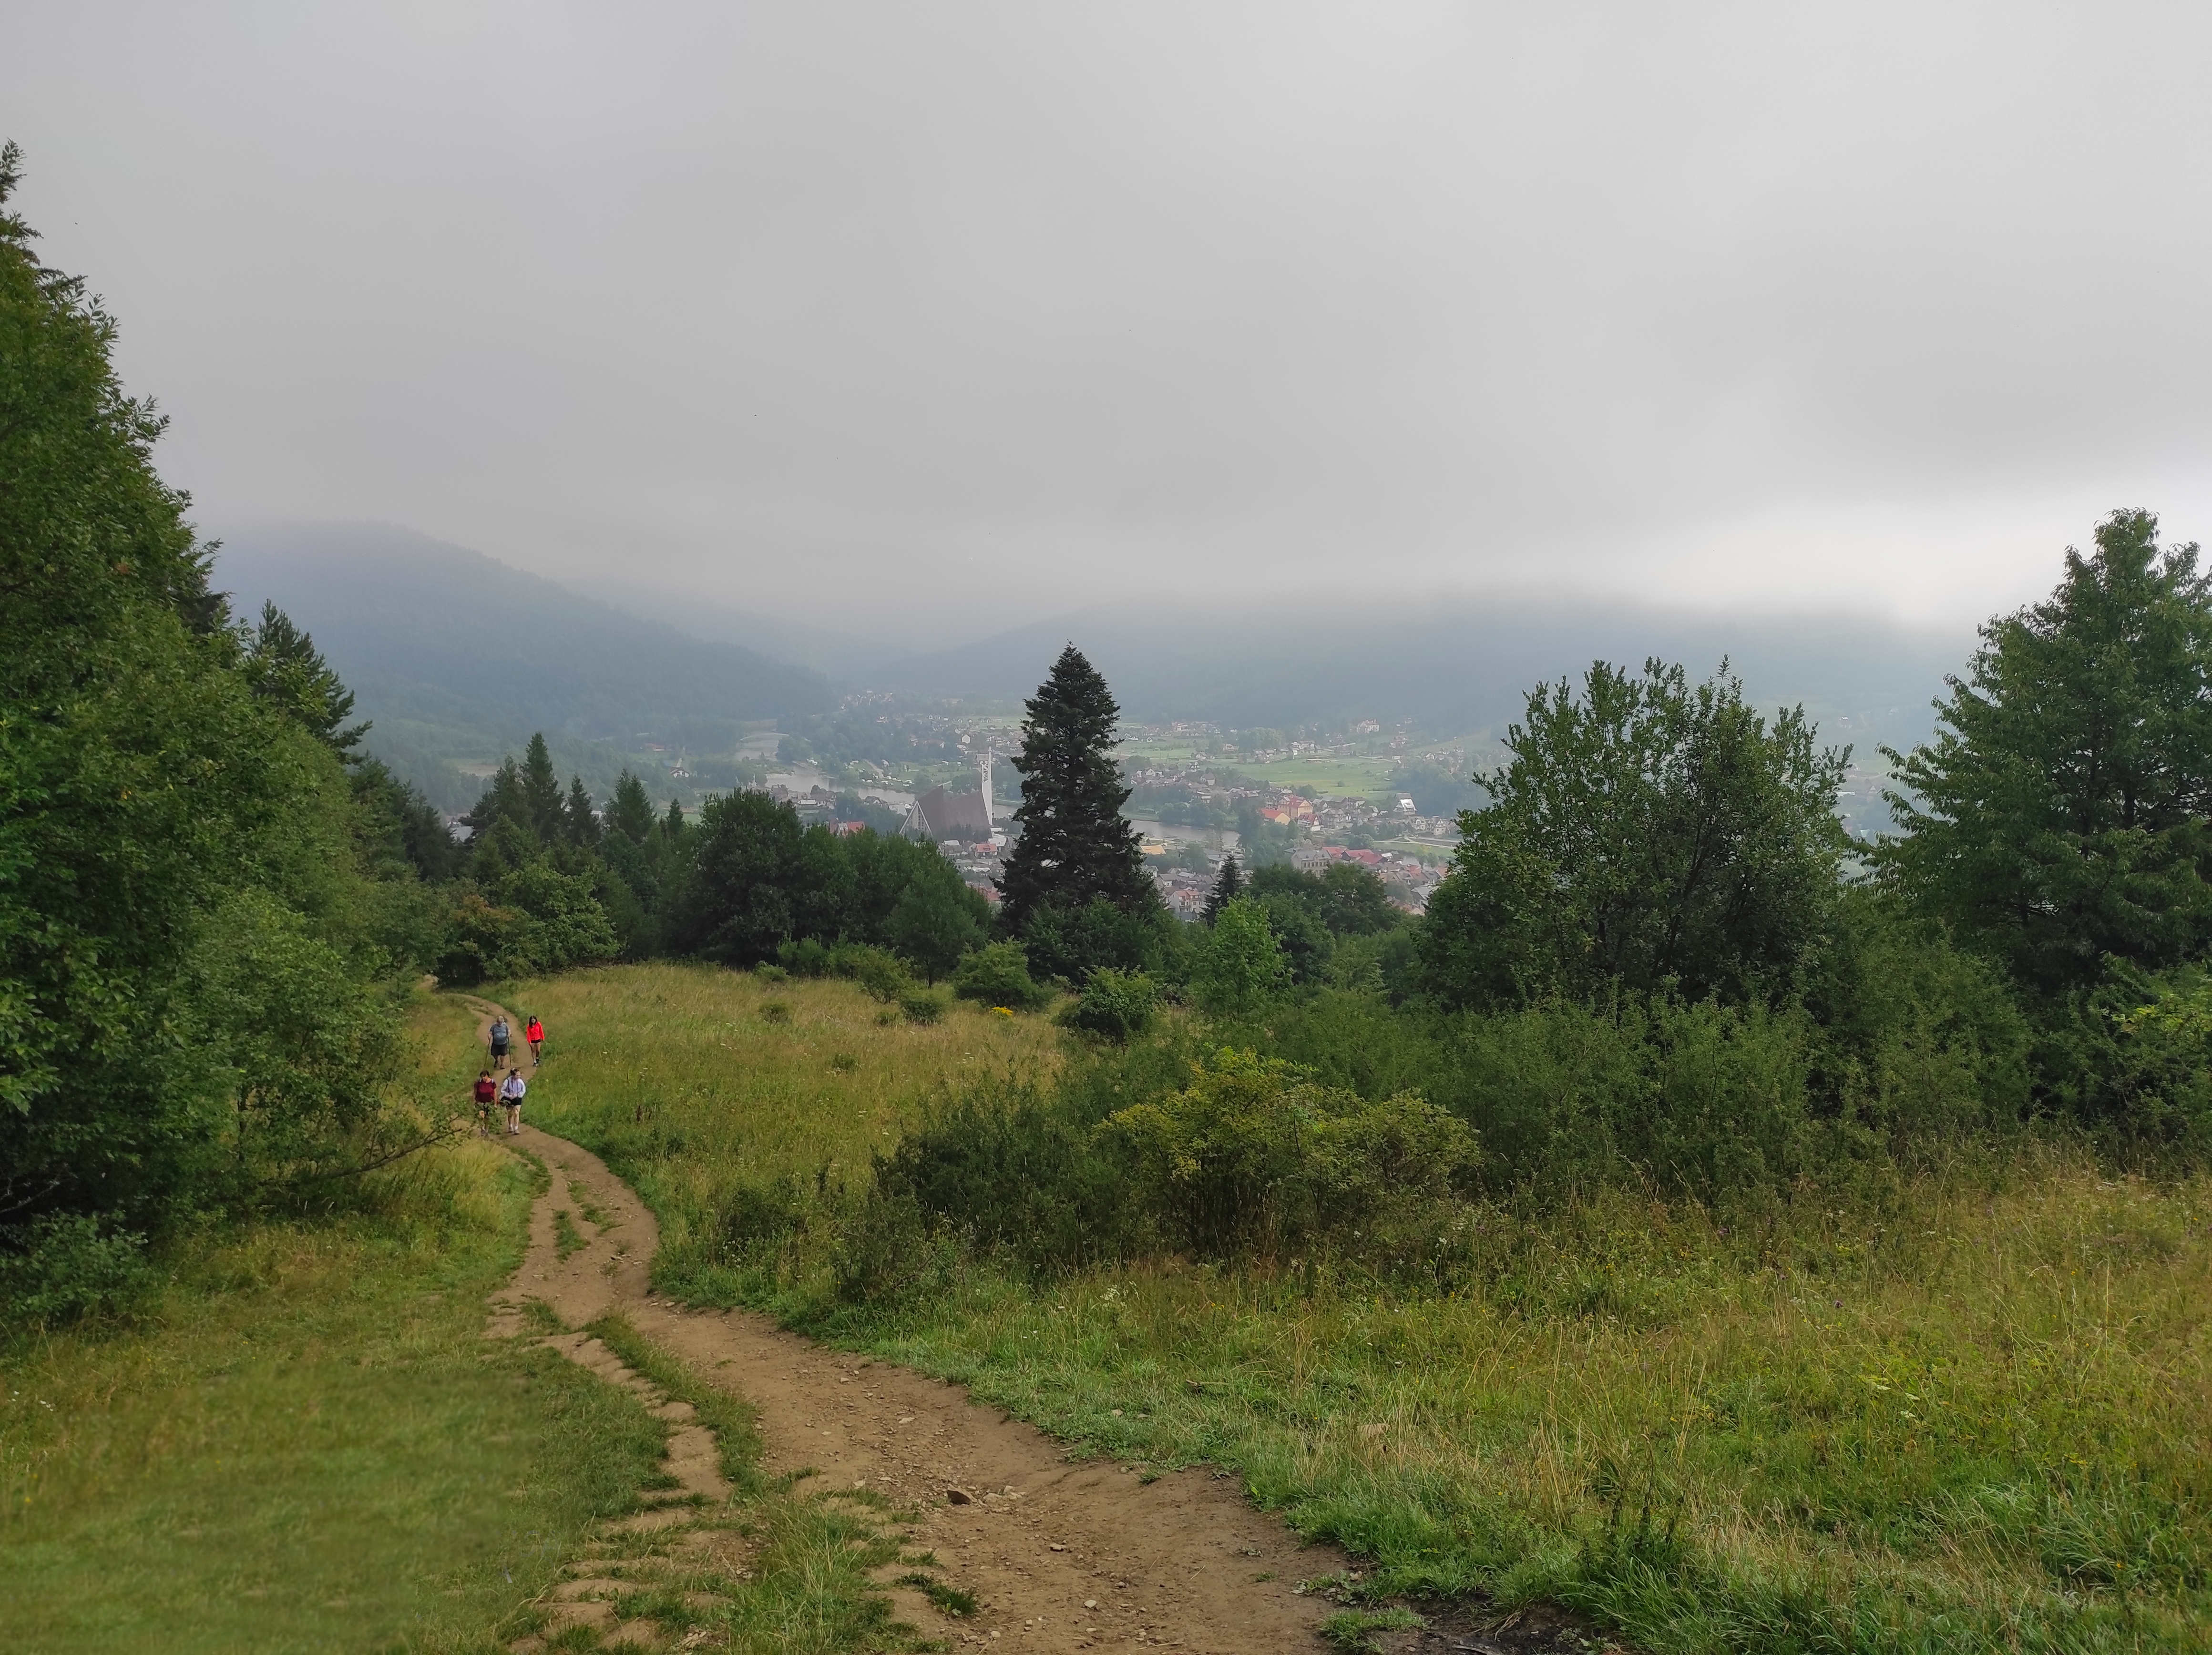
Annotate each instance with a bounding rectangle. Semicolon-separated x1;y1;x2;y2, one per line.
239;601;368;759
521;733;565;843
564;775;600;848
677;791;986;969
1880;510;2212;998
1200;854;1243;924
997;645;1153;932
607;769;655;846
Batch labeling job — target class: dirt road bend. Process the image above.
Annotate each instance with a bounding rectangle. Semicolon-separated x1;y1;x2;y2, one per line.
468;999;1345;1654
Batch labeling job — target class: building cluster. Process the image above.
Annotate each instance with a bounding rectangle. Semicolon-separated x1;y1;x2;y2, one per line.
1290;844;1447;910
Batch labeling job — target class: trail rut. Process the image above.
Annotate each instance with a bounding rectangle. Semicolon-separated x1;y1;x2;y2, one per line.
470;998;1347;1653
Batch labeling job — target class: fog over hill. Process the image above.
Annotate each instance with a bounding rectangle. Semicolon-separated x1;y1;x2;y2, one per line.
875;602;1971;760
215;524;837;808
221;523;1974;821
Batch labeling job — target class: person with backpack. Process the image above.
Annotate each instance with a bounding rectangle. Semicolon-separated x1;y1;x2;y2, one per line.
471;1070;498;1136
500;1068;527;1135
525;1015;545;1067
489;1015;511;1070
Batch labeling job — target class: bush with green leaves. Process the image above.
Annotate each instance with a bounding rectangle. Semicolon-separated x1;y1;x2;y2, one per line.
1106;1047;1478;1257
775;937;831;976
1060;967;1159;1042
1189;897;1291;1014
828;942;912;1001
677;791;986;974
950;940;1052;1011
868;1078;1144;1278
896;985;949;1025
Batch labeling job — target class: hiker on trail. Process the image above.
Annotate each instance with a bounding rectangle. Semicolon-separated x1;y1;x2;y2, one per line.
489;1016;511;1070
472;1070;498;1137
525;1015;545;1066
500;1069;526;1135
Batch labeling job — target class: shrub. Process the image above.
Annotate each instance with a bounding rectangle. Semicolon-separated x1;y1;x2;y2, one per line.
828;942;913;1002
1019;896;1181;984
870;1077;1146;1275
751;962;789;983
775;937;830;977
1106;1047;1478;1256
760;1000;792;1024
951;940;1051;1011
716;1173;806;1258
1061;968;1158;1042
0;1212;155;1326
897;986;948;1025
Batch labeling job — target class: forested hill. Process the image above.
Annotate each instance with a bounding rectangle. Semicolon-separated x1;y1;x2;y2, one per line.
216;523;838;807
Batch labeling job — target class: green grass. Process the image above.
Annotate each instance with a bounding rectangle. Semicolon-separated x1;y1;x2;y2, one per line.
0;991;668;1654
582;1311;954;1652
588;1312;765;1493
508;960;1062;1297
514;961;2212;1654
1222;754;1401;797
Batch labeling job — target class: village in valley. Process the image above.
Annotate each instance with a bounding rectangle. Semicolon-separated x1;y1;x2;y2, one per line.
737;698;1464;921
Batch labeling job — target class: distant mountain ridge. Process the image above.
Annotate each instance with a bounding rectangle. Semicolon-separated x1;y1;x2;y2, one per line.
217;521;1974;818
215;523;838;808
872;599;1972;759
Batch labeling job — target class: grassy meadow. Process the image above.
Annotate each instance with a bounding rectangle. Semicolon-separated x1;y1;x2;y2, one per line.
508;960;1064;1294
0;992;669;1654
519;961;2212;1655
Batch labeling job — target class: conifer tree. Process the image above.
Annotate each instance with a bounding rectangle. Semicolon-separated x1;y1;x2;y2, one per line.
565;776;599;847
997;644;1151;931
240;601;367;759
608;769;655;846
521;733;564;842
1201;854;1244;924
466;756;531;836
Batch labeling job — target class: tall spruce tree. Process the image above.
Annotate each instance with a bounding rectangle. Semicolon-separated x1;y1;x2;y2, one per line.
240;602;367;760
608;769;655;846
998;644;1151;930
521;733;564;842
1881;510;2212;995
565;776;600;847
1201;854;1244;924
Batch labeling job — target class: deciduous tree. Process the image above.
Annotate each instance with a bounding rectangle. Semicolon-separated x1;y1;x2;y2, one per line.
1418;660;1848;1009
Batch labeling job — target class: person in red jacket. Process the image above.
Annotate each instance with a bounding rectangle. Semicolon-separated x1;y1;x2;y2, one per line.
471;1070;497;1136
525;1015;545;1067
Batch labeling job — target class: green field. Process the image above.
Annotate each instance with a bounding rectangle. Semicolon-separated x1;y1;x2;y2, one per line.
1116;742;1403;800
516;962;2212;1655
0;993;666;1654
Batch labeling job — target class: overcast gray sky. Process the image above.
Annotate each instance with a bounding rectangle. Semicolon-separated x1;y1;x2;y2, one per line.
6;3;2208;643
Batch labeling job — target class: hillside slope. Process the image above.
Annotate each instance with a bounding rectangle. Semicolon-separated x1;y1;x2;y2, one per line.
216;524;839;807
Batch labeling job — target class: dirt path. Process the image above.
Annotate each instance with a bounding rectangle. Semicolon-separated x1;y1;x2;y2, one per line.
466;998;1348;1654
